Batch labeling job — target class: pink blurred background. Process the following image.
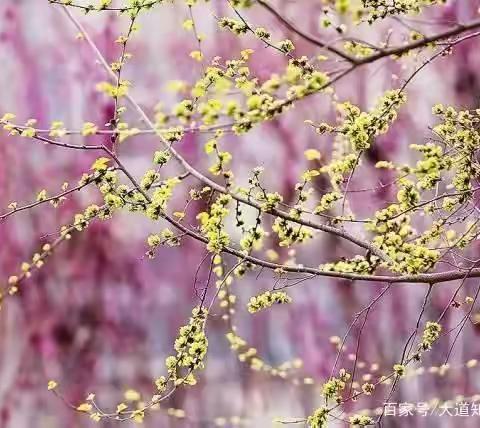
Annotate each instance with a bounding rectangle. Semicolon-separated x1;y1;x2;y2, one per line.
2;1;480;426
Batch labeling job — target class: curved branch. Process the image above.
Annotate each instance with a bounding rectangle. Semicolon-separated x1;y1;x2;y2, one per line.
257;0;480;66
58;4;480;283
157;214;480;285
256;0;359;64
59;6;388;262
358;20;480;64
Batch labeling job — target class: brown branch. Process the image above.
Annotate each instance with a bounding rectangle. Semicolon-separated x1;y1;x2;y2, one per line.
56;4;480;286
59;6;389;262
0;178;96;222
358;20;480;64
257;0;480;67
256;0;359;64
149;214;480;285
48;0;160;12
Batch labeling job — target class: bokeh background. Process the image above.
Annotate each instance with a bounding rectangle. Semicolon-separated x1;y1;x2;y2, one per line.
2;0;480;426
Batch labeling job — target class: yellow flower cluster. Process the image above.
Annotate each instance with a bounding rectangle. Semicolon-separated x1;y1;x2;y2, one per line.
197;195;232;253
247;290;291;313
362;0;446;23
155;306;209;393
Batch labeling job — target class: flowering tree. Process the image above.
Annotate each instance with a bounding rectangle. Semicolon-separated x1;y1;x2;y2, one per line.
2;0;480;426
